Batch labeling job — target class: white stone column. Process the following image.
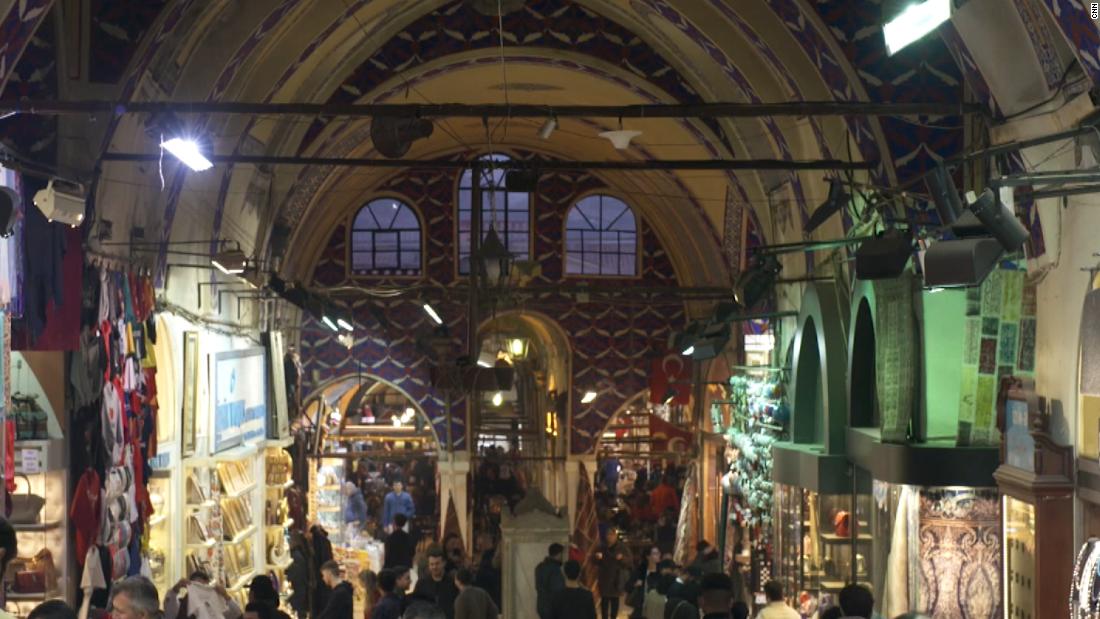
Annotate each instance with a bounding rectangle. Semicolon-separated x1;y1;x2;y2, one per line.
437;453;471;549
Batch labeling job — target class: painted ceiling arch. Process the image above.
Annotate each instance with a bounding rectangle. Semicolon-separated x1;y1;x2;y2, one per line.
5;0;1097;275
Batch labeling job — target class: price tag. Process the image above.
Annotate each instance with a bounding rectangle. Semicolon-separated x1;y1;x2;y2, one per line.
21;449;40;473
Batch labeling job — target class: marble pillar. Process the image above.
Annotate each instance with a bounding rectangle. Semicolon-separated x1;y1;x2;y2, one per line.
500;499;570;619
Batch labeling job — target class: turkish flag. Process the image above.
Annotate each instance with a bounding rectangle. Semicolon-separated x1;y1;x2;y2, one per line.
649;414;694;452
649;353;691;405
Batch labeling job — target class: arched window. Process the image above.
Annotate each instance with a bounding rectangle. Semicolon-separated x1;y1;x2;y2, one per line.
457;153;531;274
565;194;637;276
350;198;422;276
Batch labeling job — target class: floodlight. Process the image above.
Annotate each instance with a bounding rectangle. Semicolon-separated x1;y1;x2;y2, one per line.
883;0;951;56
161;138;213;172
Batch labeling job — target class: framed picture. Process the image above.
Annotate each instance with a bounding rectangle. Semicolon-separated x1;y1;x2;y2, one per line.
212;348;267;453
181;331;199;457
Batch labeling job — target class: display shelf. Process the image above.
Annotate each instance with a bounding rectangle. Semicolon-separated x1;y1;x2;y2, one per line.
188;539;217;549
223;482;257;499
228;570;258;593
189;444;259;466
7;593;51;601
12;521;62;532
267;519;294;529
226;525;257;545
820;533;873;542
264;437;295;449
187;499;217;510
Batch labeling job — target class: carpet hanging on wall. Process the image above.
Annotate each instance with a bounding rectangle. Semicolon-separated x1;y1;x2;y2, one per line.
873;276;917;443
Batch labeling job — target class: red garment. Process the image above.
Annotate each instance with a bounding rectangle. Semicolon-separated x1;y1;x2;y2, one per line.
650;483;680;517
4;420;14;493
144;368;158;460
70;469;102;563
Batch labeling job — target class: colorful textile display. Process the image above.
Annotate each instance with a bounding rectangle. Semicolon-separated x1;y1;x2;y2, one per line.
69;267;159;597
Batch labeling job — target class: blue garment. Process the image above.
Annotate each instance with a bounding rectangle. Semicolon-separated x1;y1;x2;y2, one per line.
382;491;415;528
344;491;369;524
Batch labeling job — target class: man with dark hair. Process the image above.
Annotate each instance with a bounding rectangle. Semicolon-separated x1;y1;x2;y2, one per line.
28;600;77;619
383;481;415;532
385;514;416;569
697;573;733;619
248;575;293;619
665;566;701;619
412;549;458;619
691;541;721;575
550;560;596;619
756;580;798;618
318;561;354;619
593;528;631;619
452;569;498;619
372;569;404;619
0;518;17;576
837;584;874;619
535;543;565;619
244;603;276;619
402;603;445;619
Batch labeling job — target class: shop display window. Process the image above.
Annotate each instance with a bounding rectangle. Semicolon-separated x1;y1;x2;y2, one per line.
5;440;68;618
773;484;872;608
147;473;173;593
312;458;348;545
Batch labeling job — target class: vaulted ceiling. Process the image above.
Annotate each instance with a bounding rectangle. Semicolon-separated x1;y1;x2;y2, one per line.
0;0;1095;288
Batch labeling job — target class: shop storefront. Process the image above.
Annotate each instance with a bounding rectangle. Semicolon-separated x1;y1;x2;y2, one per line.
844;271;1031;618
771;282;871;615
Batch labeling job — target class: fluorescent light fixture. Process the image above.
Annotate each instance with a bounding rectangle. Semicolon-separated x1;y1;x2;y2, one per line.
422;303;443;325
883;0;950;56
581;390;597;404
211;249;247;275
477;360;493;368
336;318;354;331
663;388;678;405
160;137;213;171
321;316;339;332
681;345;695;357
491;392;504;407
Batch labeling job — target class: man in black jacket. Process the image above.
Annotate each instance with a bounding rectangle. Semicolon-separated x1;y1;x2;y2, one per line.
411;549;458;619
317;561;353;619
384;514;415;569
535;543;565;619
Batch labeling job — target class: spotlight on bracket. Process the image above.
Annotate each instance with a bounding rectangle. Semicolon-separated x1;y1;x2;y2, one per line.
967;188;1029;252
211;249;248;275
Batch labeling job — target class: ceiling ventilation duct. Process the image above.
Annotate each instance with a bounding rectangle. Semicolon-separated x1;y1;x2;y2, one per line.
370;117;434;158
469;0;526;16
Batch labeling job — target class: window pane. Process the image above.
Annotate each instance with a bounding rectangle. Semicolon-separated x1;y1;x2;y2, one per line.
392;207;417;228
565;254;582;274
375;232;398;252
351;231;372;252
507;192;528;212
620;255;635;276
400;231;419;246
401;251;419;269
507;234;527;256
375;252;397;268
565;232;583;253
566;208;588;230
351;251;371;271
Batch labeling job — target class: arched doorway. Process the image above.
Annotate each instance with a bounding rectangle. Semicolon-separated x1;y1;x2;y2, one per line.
469;311;571;541
300;374;441;548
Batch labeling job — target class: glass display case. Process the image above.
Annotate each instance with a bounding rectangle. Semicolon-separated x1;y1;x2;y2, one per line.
311;457;347;545
1004;496;1035;618
147;472;175;593
5;440;69;618
774;484;873;605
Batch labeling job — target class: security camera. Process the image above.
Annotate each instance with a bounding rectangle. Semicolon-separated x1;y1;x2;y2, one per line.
33;179;86;227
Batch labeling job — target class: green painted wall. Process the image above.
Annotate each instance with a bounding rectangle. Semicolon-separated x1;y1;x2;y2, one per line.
922;289;966;441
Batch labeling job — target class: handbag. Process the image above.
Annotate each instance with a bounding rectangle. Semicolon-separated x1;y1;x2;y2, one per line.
9;475;46;525
13;548;56;594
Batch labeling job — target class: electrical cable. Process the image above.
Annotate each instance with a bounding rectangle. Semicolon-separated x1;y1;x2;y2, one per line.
1001;60;1088;121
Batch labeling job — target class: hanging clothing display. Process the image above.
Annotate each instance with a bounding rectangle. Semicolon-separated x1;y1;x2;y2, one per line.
67;266;160;609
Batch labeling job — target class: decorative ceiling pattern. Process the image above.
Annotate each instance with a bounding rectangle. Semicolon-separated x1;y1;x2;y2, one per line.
299;155;683;454
1041;0;1100;85
0;0;53;94
89;0;170;84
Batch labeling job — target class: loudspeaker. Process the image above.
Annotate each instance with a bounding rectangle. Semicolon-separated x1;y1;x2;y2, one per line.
855;230;912;280
922;237;1003;288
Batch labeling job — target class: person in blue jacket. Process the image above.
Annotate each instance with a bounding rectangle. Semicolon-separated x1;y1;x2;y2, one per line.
381;480;415;532
343;482;369;528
